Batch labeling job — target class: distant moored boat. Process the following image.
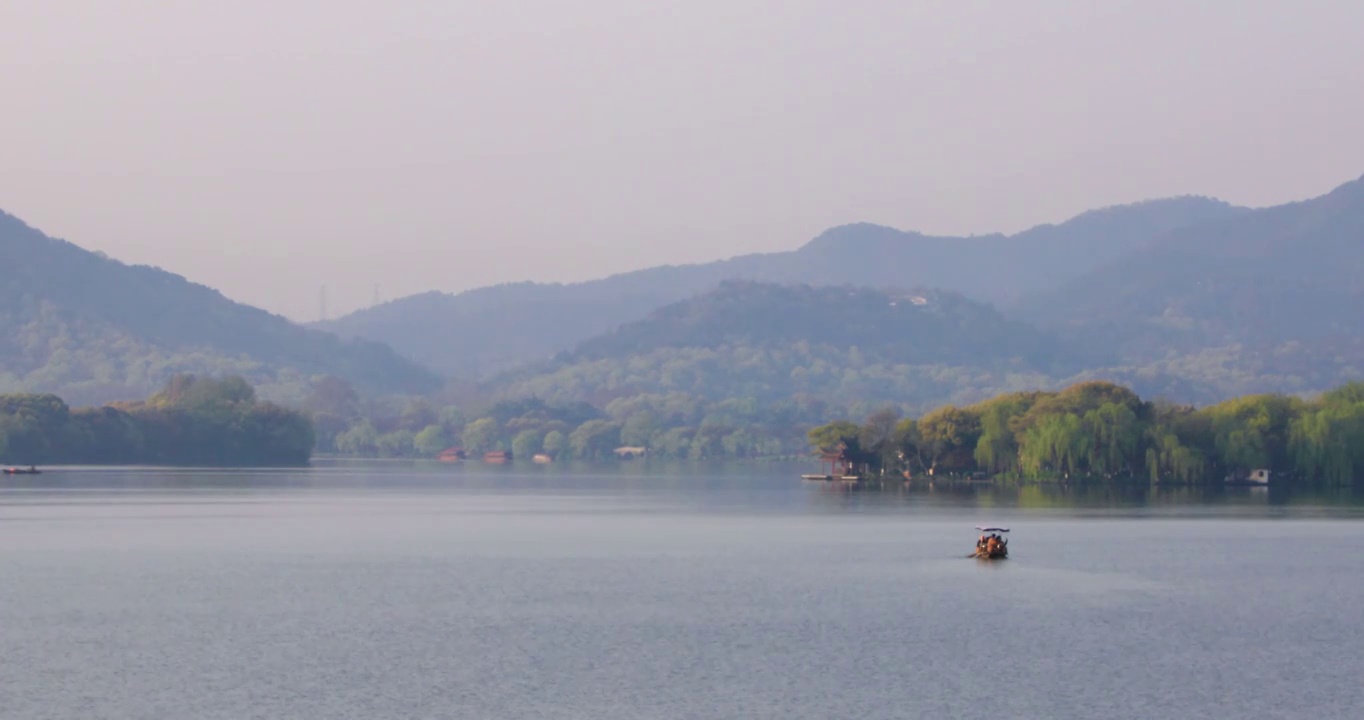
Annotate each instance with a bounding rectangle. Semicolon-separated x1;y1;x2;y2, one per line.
1225;469;1270;486
436;447;466;463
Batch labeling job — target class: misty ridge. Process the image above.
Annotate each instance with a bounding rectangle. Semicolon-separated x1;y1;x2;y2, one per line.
2;171;1363;425
314;192;1249;380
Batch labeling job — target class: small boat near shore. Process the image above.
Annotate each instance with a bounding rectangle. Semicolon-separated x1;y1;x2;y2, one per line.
801;444;867;483
1225;468;1270;486
971;526;1009;559
4;466;41;475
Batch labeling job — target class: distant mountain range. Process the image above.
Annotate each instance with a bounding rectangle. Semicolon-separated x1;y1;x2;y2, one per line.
315;194;1247;378
483;281;1090;413
1014;173;1364;400
6;171;1361;411
0;210;441;405
1020;175;1364;340
321;172;1364;407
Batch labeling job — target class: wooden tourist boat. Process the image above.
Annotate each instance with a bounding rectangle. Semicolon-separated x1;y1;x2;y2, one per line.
971;526;1009;559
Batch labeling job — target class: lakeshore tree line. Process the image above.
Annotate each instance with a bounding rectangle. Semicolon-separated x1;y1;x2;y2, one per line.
808;380;1364;488
303;376;829;461
5;371;1362;486
0;374;314;466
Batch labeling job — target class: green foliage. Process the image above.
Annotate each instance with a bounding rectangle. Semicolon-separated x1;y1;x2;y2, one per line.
812;380;1364;488
0;375;313;466
375;429;416;458
0;214;441;405
334;420;378;456
1204;394;1300;475
403;181;1364;421
438;406;466;430
620;412;659;447
461;418;502;454
398;399;438;432
916;406;982;473
302;376;361;418
645;427;686;457
568;420;622;460
1144;429;1206;484
542;430;568;457
972;393;1038;474
807;420;861;453
489;283;1072;416
511;429;543;459
1018;413;1090;478
0;393;72;463
1082;403;1143;476
414;424;451;455
1289;393;1364;486
151;374;256;410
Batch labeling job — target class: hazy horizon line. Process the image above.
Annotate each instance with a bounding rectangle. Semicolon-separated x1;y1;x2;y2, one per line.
8;168;1361;325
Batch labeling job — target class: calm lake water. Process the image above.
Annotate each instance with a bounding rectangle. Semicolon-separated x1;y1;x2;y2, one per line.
3;461;1363;719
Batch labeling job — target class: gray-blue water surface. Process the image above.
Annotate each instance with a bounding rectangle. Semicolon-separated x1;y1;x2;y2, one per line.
3;461;1363;719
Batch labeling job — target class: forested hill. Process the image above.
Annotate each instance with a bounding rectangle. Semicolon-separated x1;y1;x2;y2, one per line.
484;281;1089;414
316;195;1243;377
0;210;441;405
1015;172;1364;399
1021;172;1364;334
477;263;1364;417
571;281;1061;365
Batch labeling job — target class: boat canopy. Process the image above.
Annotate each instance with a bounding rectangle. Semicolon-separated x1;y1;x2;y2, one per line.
975;526;1009;533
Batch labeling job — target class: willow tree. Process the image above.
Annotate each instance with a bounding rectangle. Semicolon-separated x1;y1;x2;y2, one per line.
1144;428;1207;484
1082;402;1144;476
1202;394;1301;475
511;429;544;460
1322;382;1364;405
1018;413;1091;479
1289;400;1364;487
1017;382;1144;430
972;393;1037;475
460;417;502;454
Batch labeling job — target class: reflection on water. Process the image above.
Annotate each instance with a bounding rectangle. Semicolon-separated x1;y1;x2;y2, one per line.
5;459;1363;517
863;478;1364;511
3;461;1363;720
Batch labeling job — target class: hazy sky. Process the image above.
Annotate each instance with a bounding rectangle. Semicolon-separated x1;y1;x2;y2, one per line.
4;1;1362;320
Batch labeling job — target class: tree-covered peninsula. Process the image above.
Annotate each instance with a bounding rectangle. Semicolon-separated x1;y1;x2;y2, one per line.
808;381;1364;489
0;375;314;466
